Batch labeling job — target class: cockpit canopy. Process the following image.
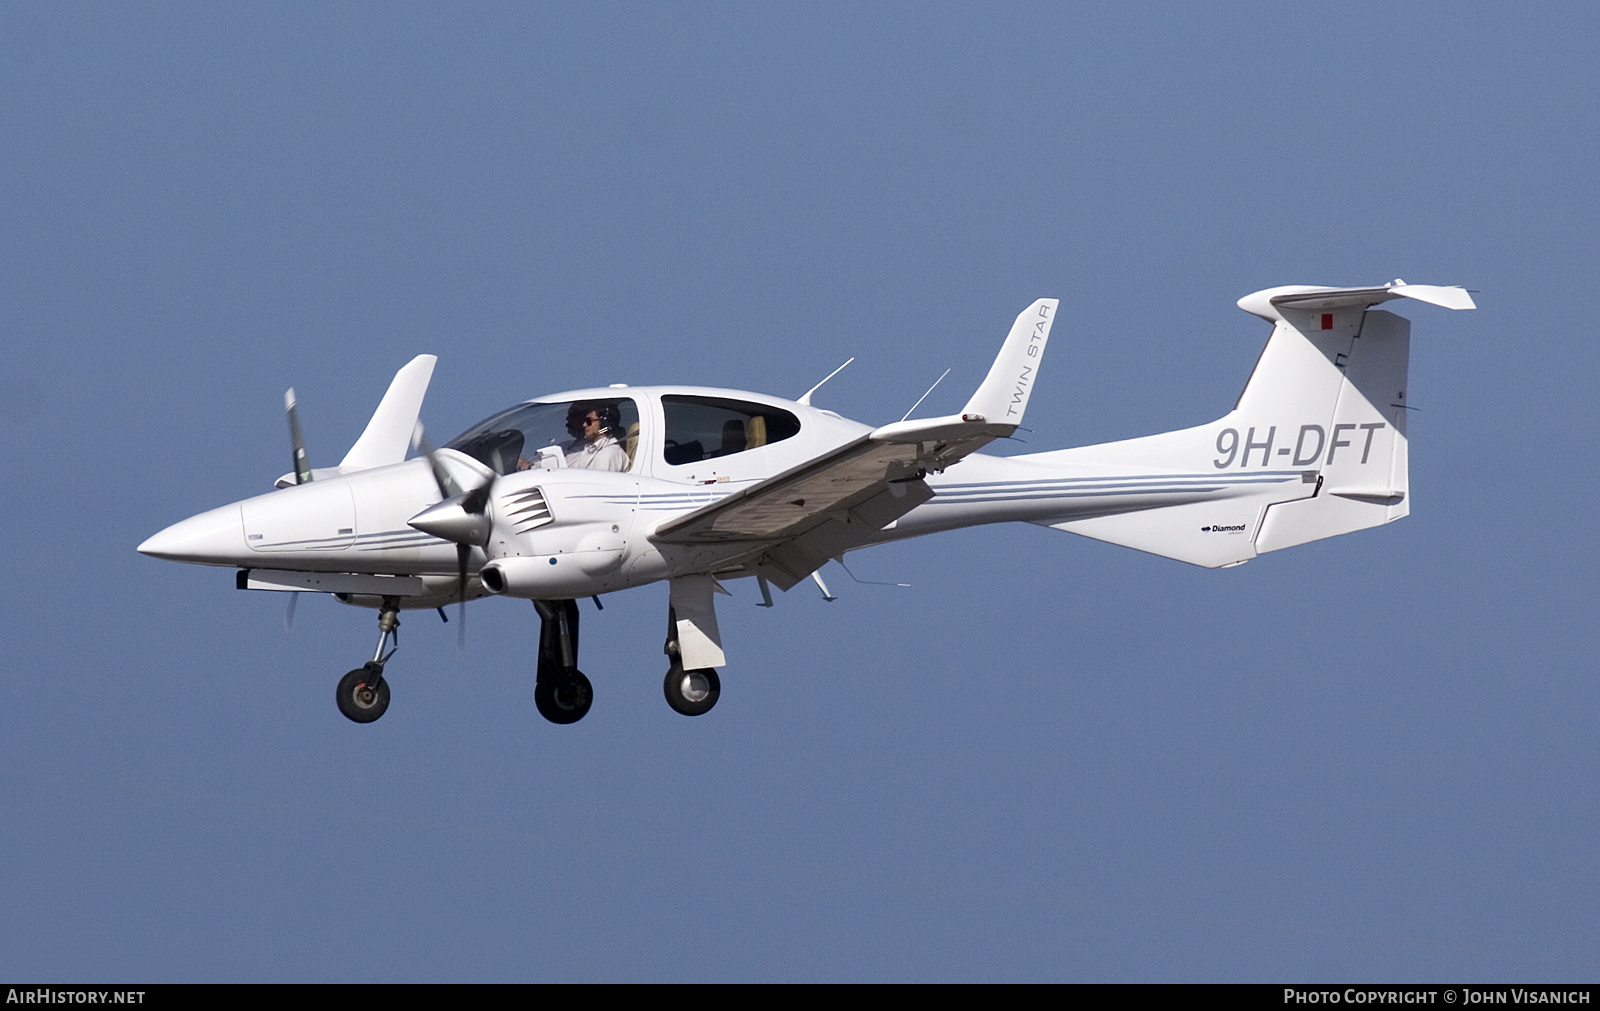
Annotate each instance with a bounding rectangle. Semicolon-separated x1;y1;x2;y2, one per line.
447;392;804;477
448;398;640;475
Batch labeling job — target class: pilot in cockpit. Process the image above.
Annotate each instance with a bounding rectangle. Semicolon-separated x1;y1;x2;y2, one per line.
518;401;629;472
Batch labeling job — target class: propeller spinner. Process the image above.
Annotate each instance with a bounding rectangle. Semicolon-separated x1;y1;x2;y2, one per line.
408;423;495;645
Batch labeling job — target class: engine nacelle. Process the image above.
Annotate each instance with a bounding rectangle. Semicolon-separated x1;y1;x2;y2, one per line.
478;469;635;598
479;546;623;598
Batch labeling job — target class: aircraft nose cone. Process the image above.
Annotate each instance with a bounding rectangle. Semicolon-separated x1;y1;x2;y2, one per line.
138;504;246;564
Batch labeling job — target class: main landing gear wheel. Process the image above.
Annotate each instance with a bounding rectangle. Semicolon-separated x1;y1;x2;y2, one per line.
337;663;391;724
532;599;593;725
664;664;720;716
535;670;593;725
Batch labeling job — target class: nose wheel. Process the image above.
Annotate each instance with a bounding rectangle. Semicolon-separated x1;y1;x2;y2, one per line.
337;663;391;723
336;597;400;724
663;663;720;716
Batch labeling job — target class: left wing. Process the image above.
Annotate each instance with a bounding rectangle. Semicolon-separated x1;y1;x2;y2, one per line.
651;298;1057;587
340;355;438;472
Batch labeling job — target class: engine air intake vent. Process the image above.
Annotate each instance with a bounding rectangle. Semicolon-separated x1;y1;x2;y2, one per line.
502;486;554;534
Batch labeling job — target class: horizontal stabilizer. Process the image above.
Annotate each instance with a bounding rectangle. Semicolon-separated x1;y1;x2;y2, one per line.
1238;281;1475;321
1385;283;1477;311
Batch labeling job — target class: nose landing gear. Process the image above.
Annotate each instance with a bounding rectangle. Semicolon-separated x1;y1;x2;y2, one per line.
337;598;400;724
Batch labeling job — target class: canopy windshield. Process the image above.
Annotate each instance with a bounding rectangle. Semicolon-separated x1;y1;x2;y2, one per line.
447;398;639;475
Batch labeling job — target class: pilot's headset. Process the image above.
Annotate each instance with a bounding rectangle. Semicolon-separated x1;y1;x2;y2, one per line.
565;402;622;440
591;403;622;440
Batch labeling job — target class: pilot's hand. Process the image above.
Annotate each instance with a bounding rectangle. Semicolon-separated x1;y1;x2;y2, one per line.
517;458;532;471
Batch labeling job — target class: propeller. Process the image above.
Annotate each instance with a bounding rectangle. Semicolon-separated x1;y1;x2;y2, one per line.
409;423;495;647
282;387;312;630
285;388;312;485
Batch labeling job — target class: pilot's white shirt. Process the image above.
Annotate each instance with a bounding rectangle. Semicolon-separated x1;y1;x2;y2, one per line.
564;434;629;472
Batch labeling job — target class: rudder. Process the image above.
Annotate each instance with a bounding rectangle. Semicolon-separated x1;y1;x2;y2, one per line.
1254;309;1411;552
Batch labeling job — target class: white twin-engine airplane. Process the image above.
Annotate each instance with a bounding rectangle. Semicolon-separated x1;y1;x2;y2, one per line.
140;280;1474;726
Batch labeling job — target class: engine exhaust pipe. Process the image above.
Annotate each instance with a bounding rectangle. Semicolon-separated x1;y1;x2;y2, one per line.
479;562;509;595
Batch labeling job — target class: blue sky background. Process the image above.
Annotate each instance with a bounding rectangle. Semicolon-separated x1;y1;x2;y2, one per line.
3;2;1596;982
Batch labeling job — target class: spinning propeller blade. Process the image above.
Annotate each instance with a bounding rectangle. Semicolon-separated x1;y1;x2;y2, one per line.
285;388;312;485
411;422;497;648
455;543;469;649
411;421;459;498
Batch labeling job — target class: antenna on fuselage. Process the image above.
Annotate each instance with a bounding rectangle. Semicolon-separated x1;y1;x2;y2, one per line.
798;357;854;406
898;368;951;423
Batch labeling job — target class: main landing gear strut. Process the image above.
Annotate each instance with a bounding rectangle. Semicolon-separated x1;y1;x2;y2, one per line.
532;599;593;725
336;596;399;724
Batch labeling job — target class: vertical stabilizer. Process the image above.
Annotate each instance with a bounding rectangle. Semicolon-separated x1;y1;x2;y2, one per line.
1014;283;1468;566
1254;310;1411;552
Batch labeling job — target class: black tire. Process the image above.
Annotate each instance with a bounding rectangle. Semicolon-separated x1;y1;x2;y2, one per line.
534;670;593;725
337;663;391;724
663;664;720;716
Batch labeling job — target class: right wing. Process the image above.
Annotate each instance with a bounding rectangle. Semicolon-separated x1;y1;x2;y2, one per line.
651;298;1058;588
650;418;993;588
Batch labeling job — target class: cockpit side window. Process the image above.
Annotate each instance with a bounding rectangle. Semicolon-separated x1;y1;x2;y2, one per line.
447;398;639;475
660;396;800;466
